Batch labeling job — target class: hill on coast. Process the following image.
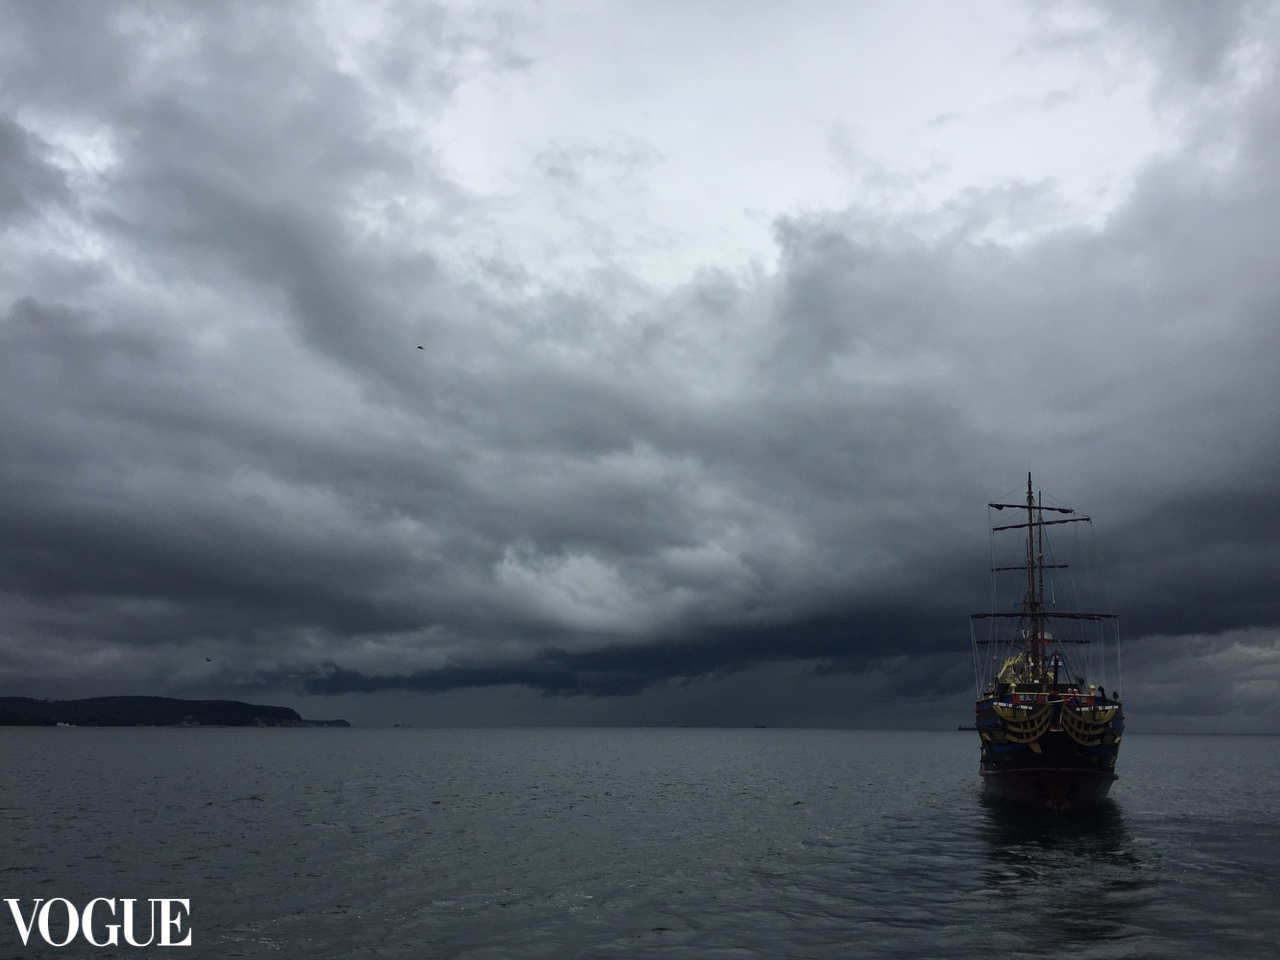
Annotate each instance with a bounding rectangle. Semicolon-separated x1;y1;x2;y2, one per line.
0;696;342;727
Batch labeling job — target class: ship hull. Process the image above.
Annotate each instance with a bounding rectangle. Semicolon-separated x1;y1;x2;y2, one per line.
981;766;1116;810
977;720;1121;811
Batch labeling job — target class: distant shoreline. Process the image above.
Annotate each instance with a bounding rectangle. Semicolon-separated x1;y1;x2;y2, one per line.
0;695;348;727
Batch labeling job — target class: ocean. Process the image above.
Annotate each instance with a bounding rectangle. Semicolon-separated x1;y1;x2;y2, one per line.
1;728;1277;958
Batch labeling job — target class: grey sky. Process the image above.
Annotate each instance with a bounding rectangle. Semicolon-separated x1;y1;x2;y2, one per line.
1;1;1278;729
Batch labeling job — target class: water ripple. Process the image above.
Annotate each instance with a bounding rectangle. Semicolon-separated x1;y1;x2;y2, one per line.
0;729;1276;958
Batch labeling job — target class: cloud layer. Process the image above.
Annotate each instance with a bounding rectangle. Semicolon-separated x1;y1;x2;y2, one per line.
2;1;1278;727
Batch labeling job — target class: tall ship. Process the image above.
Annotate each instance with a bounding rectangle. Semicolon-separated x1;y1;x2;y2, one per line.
971;474;1124;809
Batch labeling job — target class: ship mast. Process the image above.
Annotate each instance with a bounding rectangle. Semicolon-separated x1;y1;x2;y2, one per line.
1023;474;1040;676
974;473;1116;691
1020;474;1049;679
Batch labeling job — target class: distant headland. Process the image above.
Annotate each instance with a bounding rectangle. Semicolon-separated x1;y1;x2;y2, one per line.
0;696;349;727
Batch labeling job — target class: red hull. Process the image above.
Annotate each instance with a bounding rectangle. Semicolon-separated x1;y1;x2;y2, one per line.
981;766;1117;811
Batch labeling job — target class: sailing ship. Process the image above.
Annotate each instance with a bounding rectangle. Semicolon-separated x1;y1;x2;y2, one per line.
971;474;1124;809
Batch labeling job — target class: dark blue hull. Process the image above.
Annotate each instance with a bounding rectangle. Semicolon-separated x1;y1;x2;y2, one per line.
977;705;1123;810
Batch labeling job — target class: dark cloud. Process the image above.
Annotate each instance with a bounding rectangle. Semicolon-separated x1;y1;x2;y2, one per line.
0;1;1278;728
1112;488;1280;636
0;119;68;219
1094;0;1266;87
302;604;965;699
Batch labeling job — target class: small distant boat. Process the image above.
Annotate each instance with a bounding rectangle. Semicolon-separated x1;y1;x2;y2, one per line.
970;474;1124;810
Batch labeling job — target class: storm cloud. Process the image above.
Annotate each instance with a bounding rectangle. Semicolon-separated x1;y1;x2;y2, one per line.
1;1;1278;728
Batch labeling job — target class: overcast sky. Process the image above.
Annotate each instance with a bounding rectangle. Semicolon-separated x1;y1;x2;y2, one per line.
2;1;1278;729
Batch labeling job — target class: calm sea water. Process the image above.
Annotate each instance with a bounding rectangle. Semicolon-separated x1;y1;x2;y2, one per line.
1;728;1277;959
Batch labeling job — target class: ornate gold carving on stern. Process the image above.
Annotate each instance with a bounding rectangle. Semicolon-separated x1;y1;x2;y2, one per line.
991;702;1052;744
1060;703;1118;746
